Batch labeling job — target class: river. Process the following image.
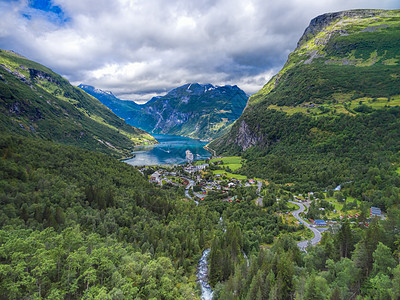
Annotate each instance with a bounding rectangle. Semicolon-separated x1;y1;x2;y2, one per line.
197;249;213;300
125;134;211;166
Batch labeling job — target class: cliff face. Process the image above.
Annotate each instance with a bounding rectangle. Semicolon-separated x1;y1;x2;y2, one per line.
81;83;248;140
210;9;400;153
296;9;382;48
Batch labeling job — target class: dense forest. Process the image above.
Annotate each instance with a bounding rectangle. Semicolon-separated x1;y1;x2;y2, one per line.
0;133;213;298
212;215;400;300
0;133;295;298
212;106;400;212
1;131;400;299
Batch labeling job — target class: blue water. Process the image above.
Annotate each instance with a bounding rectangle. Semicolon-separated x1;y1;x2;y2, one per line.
124;134;211;166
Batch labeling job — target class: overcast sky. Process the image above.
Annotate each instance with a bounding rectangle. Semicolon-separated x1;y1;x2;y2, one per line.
0;0;398;102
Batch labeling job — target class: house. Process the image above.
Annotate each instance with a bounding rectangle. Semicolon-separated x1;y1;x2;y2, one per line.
370;207;382;217
150;171;161;184
314;219;327;227
228;196;238;203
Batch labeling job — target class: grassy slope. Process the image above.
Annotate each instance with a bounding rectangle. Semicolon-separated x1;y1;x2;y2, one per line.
0;50;156;158
209;9;400;198
250;10;400;111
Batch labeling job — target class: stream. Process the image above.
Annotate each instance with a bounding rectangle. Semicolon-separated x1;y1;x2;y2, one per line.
197;249;213;300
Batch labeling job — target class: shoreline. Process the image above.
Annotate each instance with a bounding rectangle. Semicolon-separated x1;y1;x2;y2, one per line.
203;145;216;157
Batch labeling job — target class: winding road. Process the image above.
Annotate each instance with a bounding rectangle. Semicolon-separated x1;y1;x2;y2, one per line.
183;178;197;204
289;200;322;251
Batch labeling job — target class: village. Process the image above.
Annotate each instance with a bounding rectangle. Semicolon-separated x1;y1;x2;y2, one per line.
139;151;384;238
141;162;259;203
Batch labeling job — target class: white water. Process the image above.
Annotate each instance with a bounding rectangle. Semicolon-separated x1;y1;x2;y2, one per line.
243;251;250;267
197;249;213;300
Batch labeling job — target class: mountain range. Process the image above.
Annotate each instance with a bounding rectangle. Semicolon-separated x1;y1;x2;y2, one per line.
0;50;156;158
79;83;248;140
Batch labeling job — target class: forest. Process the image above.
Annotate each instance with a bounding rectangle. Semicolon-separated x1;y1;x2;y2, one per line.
0;133;296;299
0;133;213;298
1;130;400;299
213;106;400;212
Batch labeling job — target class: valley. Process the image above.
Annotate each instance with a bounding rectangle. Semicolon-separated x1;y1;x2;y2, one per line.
0;7;400;300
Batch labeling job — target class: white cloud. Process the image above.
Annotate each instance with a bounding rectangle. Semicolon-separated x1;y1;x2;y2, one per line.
0;0;398;100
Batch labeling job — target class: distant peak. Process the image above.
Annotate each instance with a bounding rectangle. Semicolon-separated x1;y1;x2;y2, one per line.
78;84;94;90
78;84;115;97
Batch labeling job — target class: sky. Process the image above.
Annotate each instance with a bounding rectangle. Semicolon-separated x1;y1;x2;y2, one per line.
0;0;399;103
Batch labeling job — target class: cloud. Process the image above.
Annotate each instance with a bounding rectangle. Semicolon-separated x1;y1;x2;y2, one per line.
0;0;398;101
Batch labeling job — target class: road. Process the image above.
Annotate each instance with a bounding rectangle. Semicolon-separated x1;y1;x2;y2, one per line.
257;181;262;193
289;200;322;251
184;178;194;199
183;178;200;205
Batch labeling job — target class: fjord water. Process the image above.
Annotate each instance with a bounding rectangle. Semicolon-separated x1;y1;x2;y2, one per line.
125;134;211;166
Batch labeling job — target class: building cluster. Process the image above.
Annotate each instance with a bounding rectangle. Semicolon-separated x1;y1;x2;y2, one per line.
183;163;209;174
146;161;259;206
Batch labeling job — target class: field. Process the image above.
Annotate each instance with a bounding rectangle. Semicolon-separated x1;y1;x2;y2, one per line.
212;156;244;171
287;201;300;211
280;213;313;241
267;94;400;117
212;169;248;180
195;156;245;172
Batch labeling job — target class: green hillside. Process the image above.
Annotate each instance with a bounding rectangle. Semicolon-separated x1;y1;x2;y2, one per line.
210;9;400;209
0;50;156;158
0;133;210;298
251;9;400;112
0;132;293;298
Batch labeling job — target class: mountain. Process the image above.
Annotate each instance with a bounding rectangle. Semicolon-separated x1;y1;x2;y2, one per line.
79;83;248;140
0;50;156;158
210;9;400;193
77;84;141;120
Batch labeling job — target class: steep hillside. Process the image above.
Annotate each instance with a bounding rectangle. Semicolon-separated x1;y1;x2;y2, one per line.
250;9;400;110
80;83;248;140
0;50;156;158
210;9;400;200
